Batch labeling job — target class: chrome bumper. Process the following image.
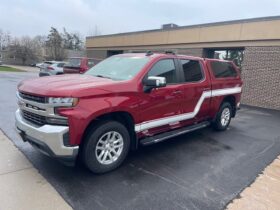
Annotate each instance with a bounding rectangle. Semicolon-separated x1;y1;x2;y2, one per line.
15;109;79;161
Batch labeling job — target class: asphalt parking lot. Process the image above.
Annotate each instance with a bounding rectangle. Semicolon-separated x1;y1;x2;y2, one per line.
1;71;280;210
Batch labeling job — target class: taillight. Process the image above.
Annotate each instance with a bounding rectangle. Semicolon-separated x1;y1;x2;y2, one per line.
47;66;54;70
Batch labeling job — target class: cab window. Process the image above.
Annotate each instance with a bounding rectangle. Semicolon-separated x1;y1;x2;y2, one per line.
147;59;177;84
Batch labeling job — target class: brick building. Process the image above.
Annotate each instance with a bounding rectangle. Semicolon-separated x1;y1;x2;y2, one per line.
85;16;280;110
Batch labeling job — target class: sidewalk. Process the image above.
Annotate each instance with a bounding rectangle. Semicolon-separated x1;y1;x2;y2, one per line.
0;130;72;210
227;156;280;210
5;65;39;72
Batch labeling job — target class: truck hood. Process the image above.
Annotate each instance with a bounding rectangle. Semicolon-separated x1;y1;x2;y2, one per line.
18;74;117;97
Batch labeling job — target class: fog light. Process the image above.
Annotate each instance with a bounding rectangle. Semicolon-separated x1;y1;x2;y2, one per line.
46;117;68;125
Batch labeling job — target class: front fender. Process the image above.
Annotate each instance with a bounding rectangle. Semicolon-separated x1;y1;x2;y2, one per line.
59;93;141;145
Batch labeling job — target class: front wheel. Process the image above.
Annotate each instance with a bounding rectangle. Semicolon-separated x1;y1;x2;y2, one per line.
213;102;232;131
82;121;130;174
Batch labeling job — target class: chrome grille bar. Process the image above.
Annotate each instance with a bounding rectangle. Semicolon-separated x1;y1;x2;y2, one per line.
19;92;47;103
21;110;46;126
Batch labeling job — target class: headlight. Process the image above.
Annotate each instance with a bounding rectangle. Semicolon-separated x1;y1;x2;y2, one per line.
48;97;79;107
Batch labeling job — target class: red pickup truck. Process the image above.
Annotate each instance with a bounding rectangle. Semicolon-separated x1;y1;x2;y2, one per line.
15;52;242;173
63;57;102;74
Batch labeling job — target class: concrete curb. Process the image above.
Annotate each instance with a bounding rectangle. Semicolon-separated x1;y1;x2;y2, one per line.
4;65;39;72
0;130;72;210
227;155;280;210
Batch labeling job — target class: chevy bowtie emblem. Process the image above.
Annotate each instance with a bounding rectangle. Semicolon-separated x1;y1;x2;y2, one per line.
26;104;39;110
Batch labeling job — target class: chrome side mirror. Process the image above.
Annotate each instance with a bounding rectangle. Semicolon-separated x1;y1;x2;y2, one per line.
143;76;166;92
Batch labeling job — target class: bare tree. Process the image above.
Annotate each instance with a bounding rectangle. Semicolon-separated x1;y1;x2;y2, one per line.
45;27;66;60
2;27;84;63
72;32;84;50
0;29;11;50
33;35;47;60
62;28;74;50
9;36;38;65
62;28;84;50
223;50;244;67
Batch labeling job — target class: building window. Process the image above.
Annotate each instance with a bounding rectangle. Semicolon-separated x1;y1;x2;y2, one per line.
148;59;177;84
107;50;123;57
204;48;244;68
180;59;203;82
214;50;244;66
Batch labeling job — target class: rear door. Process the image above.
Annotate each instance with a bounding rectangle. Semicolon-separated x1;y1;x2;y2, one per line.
177;58;211;124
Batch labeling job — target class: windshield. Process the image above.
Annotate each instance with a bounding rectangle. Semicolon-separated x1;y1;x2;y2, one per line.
65;58;82;67
85;56;150;81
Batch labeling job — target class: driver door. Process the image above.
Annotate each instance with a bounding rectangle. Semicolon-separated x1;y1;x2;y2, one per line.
137;58;185;136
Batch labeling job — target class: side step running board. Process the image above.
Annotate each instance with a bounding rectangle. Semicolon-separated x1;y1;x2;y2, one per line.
140;121;210;146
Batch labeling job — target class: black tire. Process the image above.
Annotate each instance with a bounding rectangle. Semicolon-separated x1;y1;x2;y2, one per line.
213;102;232;131
82;121;130;174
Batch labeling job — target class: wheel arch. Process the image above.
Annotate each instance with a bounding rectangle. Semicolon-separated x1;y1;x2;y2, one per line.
212;94;237;122
222;95;237;117
82;111;138;151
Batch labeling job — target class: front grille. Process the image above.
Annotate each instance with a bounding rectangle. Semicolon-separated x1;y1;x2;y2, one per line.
21;110;47;126
19;92;47;103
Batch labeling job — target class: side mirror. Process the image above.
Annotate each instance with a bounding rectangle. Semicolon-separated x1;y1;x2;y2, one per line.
143;76;166;92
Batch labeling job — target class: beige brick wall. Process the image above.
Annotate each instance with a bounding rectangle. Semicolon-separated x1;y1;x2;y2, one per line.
176;48;204;57
126;48;204;57
86;48;204;59
87;49;108;59
241;46;280;110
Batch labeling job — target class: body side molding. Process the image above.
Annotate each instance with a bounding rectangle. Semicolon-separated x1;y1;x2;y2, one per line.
135;86;242;132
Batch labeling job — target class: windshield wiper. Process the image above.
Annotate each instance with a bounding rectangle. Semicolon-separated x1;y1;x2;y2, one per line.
94;75;112;79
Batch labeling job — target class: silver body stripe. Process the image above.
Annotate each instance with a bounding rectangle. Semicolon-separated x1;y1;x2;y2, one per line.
135;86;242;132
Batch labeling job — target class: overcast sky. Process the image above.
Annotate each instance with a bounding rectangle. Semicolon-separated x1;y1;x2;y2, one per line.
1;0;280;37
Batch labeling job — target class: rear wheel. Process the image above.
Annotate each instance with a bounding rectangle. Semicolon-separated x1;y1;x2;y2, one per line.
213;102;232;131
82;121;130;174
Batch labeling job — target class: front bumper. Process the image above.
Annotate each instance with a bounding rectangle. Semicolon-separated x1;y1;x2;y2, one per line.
15;109;79;165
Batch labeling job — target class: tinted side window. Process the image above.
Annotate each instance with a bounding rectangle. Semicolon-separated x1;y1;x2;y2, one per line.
148;59;177;84
180;59;203;82
57;63;65;67
211;61;237;78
